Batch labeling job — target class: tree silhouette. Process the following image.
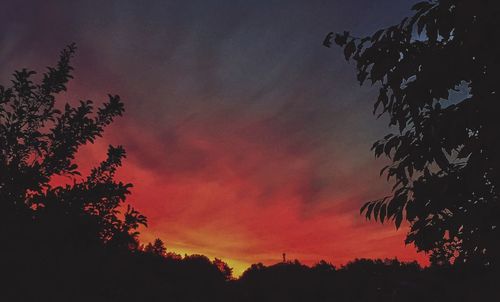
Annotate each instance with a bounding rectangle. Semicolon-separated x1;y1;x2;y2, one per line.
325;0;500;267
1;43;146;251
144;238;167;257
213;258;234;281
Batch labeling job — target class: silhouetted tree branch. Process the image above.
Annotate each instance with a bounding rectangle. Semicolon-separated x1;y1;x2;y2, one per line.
0;44;146;250
327;0;500;267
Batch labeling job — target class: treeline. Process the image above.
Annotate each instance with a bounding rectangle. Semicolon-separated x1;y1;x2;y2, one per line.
235;258;497;302
2;239;231;301
3;237;497;302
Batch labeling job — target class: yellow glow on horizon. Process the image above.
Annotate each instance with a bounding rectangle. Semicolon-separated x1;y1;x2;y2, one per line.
166;246;251;277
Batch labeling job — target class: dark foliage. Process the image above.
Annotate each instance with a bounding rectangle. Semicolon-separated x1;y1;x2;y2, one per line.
0;43;147;250
0;45;234;301
144;238;167;257
0;43;146;299
326;0;500;267
233;258;496;302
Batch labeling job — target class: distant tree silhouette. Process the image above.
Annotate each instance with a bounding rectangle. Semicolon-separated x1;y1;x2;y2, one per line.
312;260;336;273
166;251;183;260
144;238;167;257
326;0;500;267
213;258;234;281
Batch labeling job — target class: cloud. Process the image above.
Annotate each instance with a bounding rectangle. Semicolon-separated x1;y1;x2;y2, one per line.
1;0;425;275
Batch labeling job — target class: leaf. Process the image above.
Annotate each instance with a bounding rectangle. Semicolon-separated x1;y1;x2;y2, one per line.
395;212;403;229
366;202;375;219
374;88;388;113
334;31;349;46
374;143;384;157
323;32;334;47
384;136;400;158
373;202;382;221
360;201;370;215
343;40;356;60
380;165;390;176
380;204;387;223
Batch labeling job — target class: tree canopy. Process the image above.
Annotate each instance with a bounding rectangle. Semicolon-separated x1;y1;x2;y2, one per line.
326;0;500;267
0;44;146;250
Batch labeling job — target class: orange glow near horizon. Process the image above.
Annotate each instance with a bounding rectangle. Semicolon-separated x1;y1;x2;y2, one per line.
73;121;429;277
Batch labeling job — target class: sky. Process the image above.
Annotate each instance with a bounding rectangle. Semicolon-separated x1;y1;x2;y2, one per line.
1;0;428;275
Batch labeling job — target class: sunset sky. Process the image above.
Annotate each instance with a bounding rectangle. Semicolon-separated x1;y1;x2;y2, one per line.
1;0;428;275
